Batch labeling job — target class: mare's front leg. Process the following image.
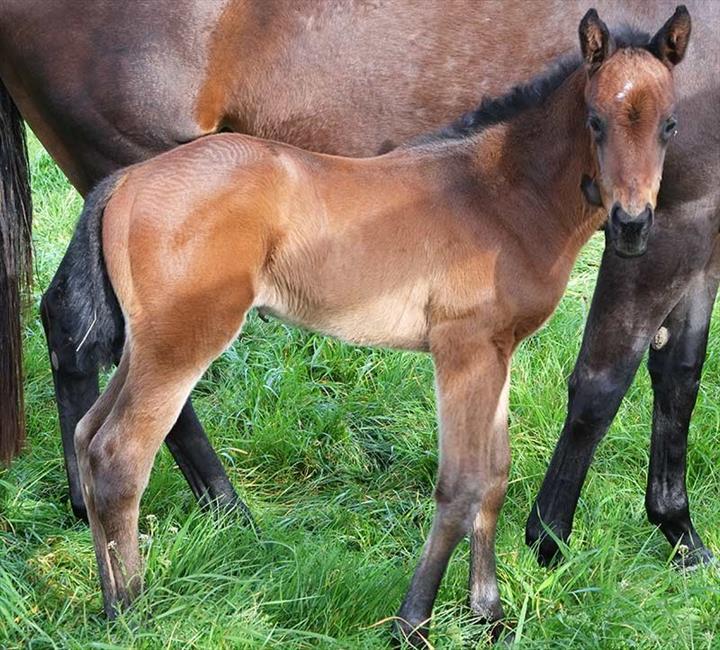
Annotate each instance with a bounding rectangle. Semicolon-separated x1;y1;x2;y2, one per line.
395;322;511;646
646;253;719;568
41;265;243;521
525;221;715;566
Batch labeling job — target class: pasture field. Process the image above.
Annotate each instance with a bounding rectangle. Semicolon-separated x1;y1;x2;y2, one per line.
1;135;719;649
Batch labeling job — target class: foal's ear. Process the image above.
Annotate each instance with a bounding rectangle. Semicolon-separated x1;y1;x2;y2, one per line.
649;5;691;69
579;9;614;74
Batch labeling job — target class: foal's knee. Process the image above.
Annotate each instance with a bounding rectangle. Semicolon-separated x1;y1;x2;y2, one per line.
435;467;508;532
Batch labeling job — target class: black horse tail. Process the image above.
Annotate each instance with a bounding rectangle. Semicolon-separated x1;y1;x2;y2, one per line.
57;172;127;379
0;80;32;464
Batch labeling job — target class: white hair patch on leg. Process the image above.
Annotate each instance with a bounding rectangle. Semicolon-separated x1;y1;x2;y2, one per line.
651;326;670;350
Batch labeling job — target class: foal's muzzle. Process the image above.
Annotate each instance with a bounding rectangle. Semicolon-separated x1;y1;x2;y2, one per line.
609;202;654;258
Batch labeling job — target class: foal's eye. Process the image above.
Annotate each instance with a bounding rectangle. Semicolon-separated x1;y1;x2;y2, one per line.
661;116;678;141
588;115;605;142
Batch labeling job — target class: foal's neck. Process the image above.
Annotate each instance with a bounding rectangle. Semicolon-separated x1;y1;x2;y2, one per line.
471;67;603;272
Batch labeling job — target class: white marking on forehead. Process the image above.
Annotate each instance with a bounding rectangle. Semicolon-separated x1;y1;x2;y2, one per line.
615;80;634;102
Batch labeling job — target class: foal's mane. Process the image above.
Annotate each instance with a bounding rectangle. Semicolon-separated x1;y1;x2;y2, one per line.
409;26;652;146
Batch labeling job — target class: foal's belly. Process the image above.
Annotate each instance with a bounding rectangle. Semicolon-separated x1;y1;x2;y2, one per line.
254;278;431;352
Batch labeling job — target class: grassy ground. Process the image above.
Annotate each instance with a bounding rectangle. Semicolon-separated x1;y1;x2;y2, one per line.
1;134;719;649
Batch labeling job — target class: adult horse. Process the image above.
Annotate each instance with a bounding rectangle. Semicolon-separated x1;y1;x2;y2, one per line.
0;0;717;567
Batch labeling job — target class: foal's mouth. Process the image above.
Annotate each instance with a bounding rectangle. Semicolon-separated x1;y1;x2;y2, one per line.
608;202;654;258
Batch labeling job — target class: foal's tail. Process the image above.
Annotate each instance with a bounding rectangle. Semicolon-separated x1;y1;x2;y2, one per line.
0;80;32;464
60;172;126;375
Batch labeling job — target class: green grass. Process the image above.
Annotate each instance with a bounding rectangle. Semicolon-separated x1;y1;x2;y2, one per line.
1;134;719;649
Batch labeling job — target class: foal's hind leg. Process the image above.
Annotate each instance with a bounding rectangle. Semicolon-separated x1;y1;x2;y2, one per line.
395;324;511;646
79;351;202;616
79;301;251;616
41;268;242;522
74;353;131;613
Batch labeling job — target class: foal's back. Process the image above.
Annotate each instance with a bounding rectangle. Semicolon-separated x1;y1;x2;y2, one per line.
104;133;527;356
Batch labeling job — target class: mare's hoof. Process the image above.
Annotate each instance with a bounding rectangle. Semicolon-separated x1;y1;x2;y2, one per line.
526;528;566;568
202;493;260;535
672;546;715;572
391;618;431;649
230;499;260;535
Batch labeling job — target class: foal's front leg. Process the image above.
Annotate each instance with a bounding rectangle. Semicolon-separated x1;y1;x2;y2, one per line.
395;326;511;646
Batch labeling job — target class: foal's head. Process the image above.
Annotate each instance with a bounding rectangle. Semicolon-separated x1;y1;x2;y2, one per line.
579;6;691;257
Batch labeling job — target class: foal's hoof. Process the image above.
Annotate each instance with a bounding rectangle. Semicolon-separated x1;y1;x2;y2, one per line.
391;618;431;649
672;546;715;572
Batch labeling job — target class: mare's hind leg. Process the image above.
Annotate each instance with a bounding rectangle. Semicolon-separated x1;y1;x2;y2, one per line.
164;400;254;525
646;256;719;568
395;323;511;646
41;279;103;521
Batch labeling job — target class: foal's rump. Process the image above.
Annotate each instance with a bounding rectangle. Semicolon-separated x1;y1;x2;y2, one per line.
61;135;277;372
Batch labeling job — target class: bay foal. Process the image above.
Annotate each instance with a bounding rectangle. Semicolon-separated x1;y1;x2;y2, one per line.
66;9;689;645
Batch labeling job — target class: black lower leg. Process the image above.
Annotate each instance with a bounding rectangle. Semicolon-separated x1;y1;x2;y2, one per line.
51;369;99;521
164;400;257;529
42;285;100;521
525;357;641;565
646;273;718;568
524;233;678;565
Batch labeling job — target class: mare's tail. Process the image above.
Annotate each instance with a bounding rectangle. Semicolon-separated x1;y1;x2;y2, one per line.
0;79;32;463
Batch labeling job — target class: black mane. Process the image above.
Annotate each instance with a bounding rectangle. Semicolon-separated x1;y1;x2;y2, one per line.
411;26;653;145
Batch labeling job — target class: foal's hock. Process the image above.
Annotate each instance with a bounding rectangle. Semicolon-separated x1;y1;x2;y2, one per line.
66;7;689;645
